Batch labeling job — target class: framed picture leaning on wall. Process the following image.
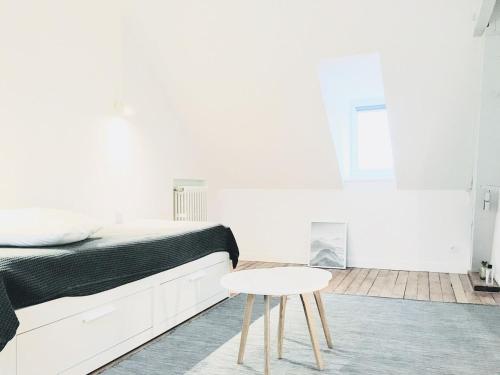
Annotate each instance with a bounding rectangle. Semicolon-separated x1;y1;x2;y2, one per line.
309;222;347;269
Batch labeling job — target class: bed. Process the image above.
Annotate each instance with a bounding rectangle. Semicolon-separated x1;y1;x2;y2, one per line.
0;220;239;375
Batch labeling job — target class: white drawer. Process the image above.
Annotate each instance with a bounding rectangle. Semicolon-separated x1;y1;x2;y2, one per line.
17;288;153;375
0;338;16;375
158;261;227;322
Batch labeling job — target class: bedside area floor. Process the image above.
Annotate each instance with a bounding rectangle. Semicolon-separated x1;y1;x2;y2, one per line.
236;261;500;306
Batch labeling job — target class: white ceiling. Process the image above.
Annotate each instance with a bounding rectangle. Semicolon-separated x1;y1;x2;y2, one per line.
125;0;484;189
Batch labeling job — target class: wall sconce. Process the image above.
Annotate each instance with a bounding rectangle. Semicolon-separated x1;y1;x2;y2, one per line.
113;100;135;118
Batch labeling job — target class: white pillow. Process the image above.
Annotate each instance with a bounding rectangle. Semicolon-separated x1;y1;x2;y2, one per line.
0;208;102;247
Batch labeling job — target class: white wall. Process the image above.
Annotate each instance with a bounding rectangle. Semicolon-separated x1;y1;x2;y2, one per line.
473;7;500;272
491;208;500;282
118;4;204;221
219;188;472;273
0;0;120;218
123;0;483;191
0;0;202;221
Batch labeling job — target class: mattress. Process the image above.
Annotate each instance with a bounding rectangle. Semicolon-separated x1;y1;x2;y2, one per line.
0;221;239;352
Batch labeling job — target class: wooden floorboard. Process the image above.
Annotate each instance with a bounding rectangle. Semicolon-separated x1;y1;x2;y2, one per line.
416;271;430;301
235;261;500;306
334;268;361;293
355;269;379;295
345;268;370;295
368;269;390;297
459;274;481;304
392;271;408;298
429;272;443;302
379;270;399;298
493;293;500;304
327;269;351;292
477;292;496;305
404;272;418;300
450;273;468;303
439;273;456;303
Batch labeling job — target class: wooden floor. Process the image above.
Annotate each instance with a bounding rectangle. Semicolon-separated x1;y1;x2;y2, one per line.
236;261;500;306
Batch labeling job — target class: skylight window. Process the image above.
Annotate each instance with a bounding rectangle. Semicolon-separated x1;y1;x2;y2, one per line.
318;53;395;182
350;103;394;180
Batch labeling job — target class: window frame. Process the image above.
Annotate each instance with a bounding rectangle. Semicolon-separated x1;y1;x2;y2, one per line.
350;100;394;181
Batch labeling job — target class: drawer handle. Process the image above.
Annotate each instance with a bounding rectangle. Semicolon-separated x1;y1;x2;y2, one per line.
188;270;207;282
82;305;116;324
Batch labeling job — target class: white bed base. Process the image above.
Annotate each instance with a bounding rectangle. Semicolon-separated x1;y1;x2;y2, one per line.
0;252;231;375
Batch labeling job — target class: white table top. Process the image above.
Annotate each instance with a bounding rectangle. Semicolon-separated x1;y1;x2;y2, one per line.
220;267;332;296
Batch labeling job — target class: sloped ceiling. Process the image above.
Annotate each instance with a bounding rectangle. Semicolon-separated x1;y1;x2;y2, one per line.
125;0;483;189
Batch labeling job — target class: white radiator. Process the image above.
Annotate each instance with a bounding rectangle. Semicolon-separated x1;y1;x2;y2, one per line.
173;186;207;221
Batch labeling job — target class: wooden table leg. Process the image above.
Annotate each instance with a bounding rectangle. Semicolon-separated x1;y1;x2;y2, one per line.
277;295;287;359
264;295;271;375
300;294;324;370
313;291;333;348
238;294;255;364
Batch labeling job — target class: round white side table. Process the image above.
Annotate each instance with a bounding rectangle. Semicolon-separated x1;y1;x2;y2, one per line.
220;267;333;374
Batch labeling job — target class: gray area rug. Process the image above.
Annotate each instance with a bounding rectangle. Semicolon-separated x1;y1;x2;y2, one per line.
102;294;500;374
